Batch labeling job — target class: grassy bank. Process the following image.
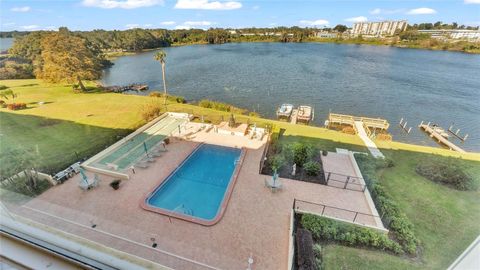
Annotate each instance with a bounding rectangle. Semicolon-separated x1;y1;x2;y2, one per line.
1;79;479;269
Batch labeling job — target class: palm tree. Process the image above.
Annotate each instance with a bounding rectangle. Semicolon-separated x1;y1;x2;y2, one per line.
154;50;168;106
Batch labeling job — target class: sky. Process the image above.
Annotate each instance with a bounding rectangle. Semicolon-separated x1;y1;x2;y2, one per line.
1;0;479;31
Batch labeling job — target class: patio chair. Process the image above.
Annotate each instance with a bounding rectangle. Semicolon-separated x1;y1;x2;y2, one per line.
149;151;162;157
141;156;156;163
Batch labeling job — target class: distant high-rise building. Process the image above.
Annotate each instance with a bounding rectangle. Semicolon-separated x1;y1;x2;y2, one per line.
352;20;408;37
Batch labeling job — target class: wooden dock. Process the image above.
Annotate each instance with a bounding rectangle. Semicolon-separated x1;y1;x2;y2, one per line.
328;113;389;133
419;124;466;153
290;109;298;124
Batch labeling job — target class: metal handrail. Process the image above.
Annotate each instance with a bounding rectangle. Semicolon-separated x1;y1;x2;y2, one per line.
293;198;380;223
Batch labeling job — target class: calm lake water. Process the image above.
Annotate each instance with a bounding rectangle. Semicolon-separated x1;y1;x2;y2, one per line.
102;42;480;151
0;38;14;51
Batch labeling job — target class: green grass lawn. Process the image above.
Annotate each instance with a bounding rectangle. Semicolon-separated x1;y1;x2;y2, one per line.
1;79;479;269
322;149;480;270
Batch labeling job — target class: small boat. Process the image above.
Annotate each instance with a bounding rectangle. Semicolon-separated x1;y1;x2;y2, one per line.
276;104;294;119
432;124;450;138
296;105;314;123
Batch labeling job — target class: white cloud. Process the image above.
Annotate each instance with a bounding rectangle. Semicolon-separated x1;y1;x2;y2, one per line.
407;8;437;15
174;0;242;10
464;0;480;4
252;5;259;10
144;24;153;27
82;0;163;9
175;20;214;29
2;22;16;26
269;23;277;26
11;6;31;12
160;21;176;25
125;23;140;29
299;19;330;26
345;16;368;23
370;8;403;15
21;25;39;30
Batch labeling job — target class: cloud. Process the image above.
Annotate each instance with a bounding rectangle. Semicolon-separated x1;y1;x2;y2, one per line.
407;8;436;15
11;6;31;12
21;25;39;30
174;0;242;10
43;26;58;30
160;21;176;25
299;19;329;26
464;0;480;4
370;8;381;15
2;22;16;26
269;23;277;26
345;16;368;23
82;0;163;9
175;20;214;29
125;23;140;29
252;5;259;10
370;8;403;15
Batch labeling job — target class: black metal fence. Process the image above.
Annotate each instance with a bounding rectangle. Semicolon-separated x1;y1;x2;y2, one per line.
293;199;381;227
323;171;367;192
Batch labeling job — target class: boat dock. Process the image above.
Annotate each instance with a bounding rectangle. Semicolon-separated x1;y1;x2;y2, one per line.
290;109;298;124
419;123;465;153
327;113;389;136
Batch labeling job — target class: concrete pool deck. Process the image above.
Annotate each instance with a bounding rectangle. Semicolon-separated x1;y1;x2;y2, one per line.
9;125;382;270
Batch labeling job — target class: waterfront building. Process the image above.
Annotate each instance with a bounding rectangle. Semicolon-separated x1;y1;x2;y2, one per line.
352;20;408;37
418;29;480;41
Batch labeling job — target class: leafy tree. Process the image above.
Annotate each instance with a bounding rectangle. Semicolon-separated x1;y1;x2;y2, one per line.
333;24;348;33
154;50;168;106
0;89;17;101
38;29;103;91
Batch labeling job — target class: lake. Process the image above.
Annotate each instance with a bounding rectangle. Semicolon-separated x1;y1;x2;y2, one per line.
102;42;480;151
0;38;14;52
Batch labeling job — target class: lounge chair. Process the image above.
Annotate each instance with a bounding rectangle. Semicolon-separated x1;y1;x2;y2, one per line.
149;151;162;157
141;156;156;163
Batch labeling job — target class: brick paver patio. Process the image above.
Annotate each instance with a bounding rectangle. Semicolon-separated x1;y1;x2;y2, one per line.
9;125;381;270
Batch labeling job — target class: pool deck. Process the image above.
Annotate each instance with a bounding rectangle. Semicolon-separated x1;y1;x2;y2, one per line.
9;123;380;270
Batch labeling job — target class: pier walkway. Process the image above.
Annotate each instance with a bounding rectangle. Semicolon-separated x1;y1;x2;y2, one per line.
419;124;466;153
354;121;385;158
290;109;298;124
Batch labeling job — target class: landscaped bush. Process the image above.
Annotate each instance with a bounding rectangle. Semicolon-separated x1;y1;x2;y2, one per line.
6;103;27;110
198;99;247;114
301;214;403;254
355;154;418;254
304;161;321;176
313;244;323;270
415;158;475;191
270;154;285;172
148;91;186;103
296;228;317;270
284;142;315;167
140;102;162;122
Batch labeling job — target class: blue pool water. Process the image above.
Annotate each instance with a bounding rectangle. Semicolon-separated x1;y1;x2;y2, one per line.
146;144;242;222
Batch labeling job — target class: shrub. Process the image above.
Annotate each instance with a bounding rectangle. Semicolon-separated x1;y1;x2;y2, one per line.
304;161;321;176
198;99;247;114
0;85;8;90
284;142;314;167
149;92;186;103
416;158;475;191
301;214;403;254
0;100;6;108
355;154;418;254
6;103;27;110
141;103;162;122
270;154;285;172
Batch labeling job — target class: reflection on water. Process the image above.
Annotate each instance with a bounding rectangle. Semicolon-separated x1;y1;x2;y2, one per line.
102;42;480;151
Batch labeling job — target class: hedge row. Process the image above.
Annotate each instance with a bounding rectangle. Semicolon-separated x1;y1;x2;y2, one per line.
301;214;403;254
354;154;418;254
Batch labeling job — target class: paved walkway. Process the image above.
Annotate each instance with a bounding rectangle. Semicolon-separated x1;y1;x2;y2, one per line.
354;121;384;158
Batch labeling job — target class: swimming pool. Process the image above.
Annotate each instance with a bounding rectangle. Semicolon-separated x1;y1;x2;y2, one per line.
142;144;245;225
